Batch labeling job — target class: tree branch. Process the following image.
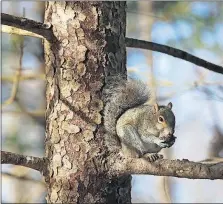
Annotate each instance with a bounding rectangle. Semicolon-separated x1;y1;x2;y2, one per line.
1;151;47;174
125;37;223;75
2;172;45;185
110;157;223;180
1;13;52;40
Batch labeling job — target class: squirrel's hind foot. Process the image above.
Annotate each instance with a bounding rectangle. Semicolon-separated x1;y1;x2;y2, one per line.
143;153;163;162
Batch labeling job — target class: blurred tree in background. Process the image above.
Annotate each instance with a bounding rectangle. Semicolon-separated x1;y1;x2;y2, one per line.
2;1;223;203
2;2;46;203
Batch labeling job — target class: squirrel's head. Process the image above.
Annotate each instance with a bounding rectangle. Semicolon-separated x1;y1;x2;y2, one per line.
153;102;175;140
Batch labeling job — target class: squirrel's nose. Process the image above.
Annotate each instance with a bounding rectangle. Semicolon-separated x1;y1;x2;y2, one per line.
162;128;174;138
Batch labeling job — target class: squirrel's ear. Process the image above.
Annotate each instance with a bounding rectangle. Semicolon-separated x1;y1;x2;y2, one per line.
153;103;159;113
167;102;173;109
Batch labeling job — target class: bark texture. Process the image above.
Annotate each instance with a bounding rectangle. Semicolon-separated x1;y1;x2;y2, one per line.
44;2;129;203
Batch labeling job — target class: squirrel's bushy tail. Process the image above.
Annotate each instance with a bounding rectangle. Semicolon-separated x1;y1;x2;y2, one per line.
103;75;150;136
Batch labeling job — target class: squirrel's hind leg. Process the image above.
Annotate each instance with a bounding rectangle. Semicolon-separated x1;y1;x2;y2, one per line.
121;143;140;158
143;153;163;162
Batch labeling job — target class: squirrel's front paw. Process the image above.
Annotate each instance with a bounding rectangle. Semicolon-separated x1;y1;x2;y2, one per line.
143;153;163;162
158;142;170;148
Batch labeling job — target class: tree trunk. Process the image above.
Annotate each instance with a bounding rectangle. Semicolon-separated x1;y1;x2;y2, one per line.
44;2;130;203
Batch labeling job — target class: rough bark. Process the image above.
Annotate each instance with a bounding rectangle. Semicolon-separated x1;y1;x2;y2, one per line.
44;2;129;203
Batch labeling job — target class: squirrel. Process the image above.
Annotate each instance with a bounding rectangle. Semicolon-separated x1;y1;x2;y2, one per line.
103;75;176;162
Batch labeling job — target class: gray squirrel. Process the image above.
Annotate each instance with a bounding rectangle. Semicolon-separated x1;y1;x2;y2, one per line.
103;76;176;162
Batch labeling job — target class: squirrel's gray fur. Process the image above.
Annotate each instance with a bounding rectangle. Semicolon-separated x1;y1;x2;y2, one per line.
103;75;149;136
103;75;176;161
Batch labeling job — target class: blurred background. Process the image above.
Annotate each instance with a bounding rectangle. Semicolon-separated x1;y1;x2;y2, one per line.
1;1;223;203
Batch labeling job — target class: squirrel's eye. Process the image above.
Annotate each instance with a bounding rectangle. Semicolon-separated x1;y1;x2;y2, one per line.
158;116;164;123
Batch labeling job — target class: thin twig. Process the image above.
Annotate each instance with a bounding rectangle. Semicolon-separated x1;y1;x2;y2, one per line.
1;151;47;174
2;25;45;39
158;176;172;203
2;109;45;117
200;157;223;164
2;172;45;185
126;37;223;75
1;13;52;40
2;73;45;82
2;69;21;107
2;32;24;107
